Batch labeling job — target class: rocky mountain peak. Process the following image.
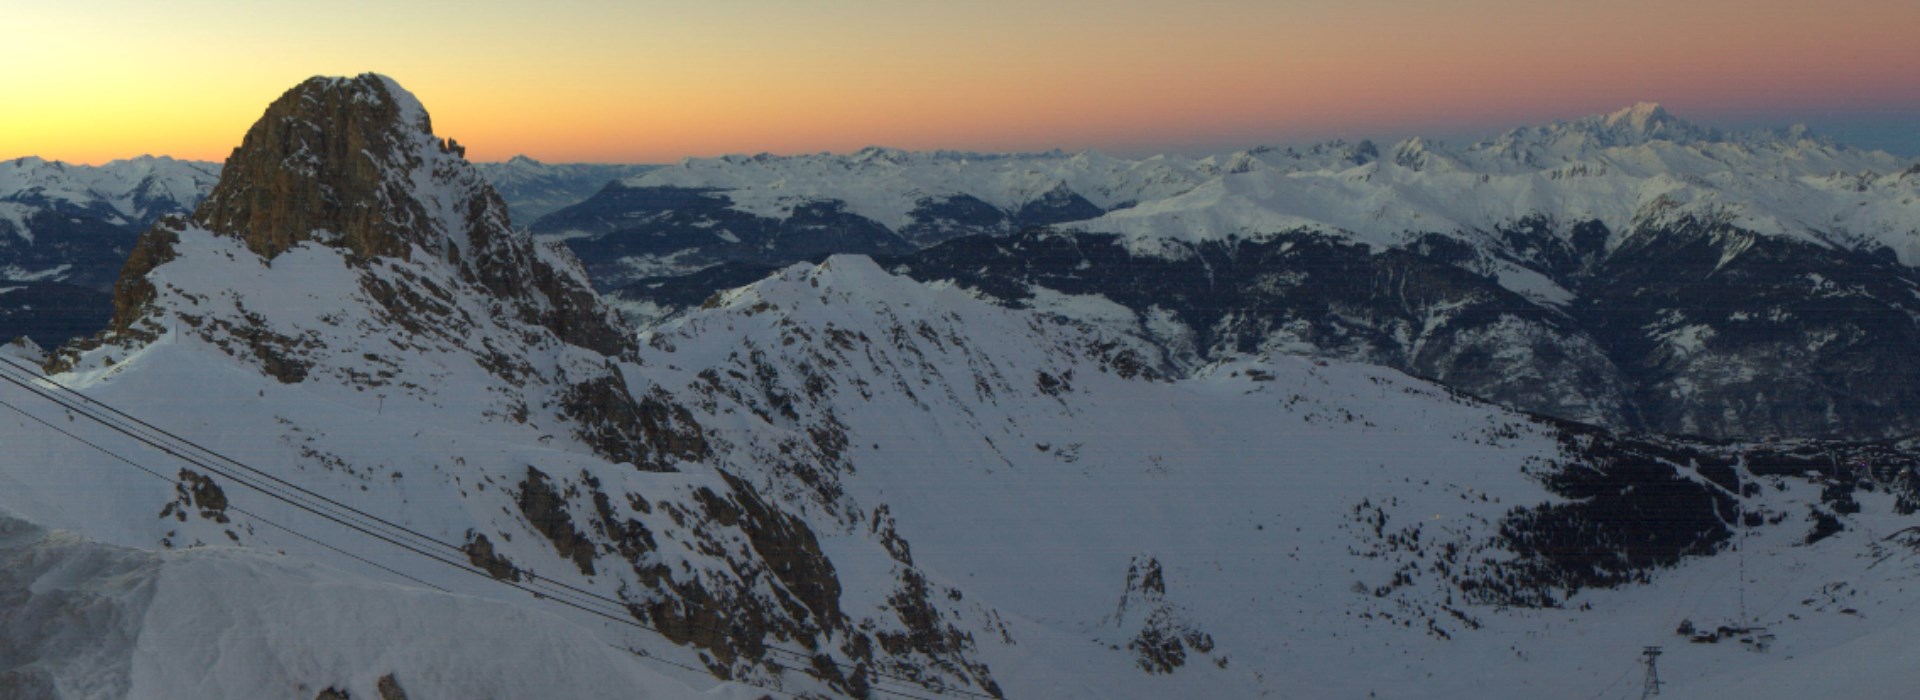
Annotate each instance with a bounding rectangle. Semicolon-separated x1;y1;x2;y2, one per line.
85;73;635;362
191;73;471;261
1575;102;1722;145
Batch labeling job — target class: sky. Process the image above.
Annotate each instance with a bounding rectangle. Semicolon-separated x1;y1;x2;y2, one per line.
4;0;1918;165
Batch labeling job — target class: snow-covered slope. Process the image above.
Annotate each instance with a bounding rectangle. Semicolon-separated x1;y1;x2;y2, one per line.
21;234;1920;697
628;254;1920;698
0;515;742;700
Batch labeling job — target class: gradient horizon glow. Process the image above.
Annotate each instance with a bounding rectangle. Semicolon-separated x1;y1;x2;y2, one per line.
5;0;1918;165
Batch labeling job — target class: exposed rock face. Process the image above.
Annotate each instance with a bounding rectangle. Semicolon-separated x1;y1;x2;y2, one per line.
1110;556;1218;674
561;372;712;472
516;467;599;576
100;218;183;347
195;75;449;261
376;674;409;700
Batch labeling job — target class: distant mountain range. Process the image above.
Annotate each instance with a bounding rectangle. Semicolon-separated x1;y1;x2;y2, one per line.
540;103;1914;294
0;156;219;350
469;156;656;223
0;155;218;286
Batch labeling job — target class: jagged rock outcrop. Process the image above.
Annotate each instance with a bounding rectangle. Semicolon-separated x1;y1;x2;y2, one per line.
195;75;452;261
1109;556;1218;674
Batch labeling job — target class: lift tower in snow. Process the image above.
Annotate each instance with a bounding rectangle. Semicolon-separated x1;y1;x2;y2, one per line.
1640;646;1664;698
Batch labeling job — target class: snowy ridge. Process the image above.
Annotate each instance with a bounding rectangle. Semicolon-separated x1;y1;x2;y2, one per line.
585;104;1920;258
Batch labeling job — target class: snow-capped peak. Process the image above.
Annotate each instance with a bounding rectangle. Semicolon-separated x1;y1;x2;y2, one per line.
1605;101;1677;131
1586;101;1713;145
1476;102;1726;158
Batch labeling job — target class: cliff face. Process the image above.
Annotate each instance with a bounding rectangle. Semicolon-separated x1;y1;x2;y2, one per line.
194;75;451;261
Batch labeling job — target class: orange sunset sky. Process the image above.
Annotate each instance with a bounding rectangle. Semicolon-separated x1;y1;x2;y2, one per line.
5;0;1919;165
